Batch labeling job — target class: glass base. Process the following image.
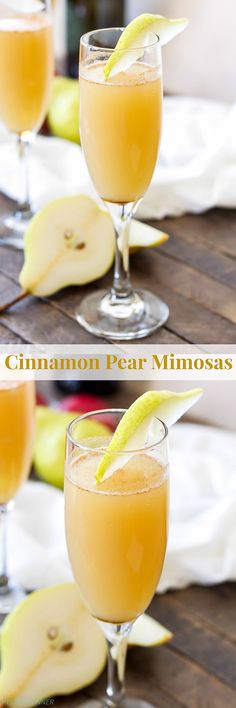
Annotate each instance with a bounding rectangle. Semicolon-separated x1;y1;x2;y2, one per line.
1;208;34;249
0;582;26;615
79;700;155;707
75;288;169;340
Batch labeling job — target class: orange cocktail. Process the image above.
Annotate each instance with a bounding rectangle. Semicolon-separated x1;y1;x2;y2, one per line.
80;62;162;204
0;381;35;505
0;13;53;134
76;27;169;341
65;446;168;623
0;380;35;613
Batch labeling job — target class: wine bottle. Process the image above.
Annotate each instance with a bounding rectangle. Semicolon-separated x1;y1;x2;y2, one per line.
67;0;125;77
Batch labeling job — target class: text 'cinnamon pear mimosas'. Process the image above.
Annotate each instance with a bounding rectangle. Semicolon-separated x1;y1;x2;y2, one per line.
65;389;202;708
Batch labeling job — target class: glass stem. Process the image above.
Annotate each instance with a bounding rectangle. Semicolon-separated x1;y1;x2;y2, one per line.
0;504;10;595
106;202;136;300
99;620;133;705
17;133;32;216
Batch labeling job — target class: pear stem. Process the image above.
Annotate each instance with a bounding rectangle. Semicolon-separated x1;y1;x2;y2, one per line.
0;289;29;314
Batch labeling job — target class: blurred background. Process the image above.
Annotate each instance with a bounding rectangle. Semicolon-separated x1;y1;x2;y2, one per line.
54;0;236;101
38;379;236;432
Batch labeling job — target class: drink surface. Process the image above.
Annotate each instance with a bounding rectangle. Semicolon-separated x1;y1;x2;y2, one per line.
0;382;35;505
80;61;162;203
0;14;53;134
65;443;168;623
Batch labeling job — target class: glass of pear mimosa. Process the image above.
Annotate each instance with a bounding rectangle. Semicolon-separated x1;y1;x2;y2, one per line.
76;27;169;340
65;410;169;707
0;381;35;613
0;0;54;247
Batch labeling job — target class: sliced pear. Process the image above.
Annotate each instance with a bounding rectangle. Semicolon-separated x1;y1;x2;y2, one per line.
19;196;168;298
34;406;110;489
129;219;168;253
19;195;115;297
104;14;189;79
0;583;107;708
129;614;172;647
96;389;203;482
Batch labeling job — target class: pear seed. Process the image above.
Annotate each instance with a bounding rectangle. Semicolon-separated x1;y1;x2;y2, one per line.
47;626;58;640
61;641;74;652
76;242;86;250
64;229;73;240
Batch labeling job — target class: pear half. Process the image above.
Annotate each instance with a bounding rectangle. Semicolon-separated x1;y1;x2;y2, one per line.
0;583;107;708
20;195;115;297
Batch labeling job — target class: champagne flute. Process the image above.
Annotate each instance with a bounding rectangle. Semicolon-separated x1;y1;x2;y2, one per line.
77;28;169;340
65;410;169;707
0;0;54;247
0;381;35;614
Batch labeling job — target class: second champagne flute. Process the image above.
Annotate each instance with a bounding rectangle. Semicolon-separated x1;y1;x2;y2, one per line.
0;381;35;614
77;28;169;340
0;0;54;246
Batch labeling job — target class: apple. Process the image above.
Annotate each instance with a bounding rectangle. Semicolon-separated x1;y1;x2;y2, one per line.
36;391;47;406
59;393;116;430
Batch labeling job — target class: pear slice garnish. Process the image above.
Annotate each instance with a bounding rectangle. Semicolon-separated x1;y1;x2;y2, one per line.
96;389;203;483
104;13;189;79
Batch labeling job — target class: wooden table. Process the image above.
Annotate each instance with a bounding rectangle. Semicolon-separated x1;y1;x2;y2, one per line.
0;192;236;344
54;583;236;707
1;583;235;706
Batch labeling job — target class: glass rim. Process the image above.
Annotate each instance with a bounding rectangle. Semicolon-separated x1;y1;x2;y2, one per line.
80;27;160;54
67;408;168;454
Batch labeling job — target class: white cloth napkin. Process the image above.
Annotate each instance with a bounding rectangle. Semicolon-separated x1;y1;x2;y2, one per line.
9;423;236;593
0;96;235;219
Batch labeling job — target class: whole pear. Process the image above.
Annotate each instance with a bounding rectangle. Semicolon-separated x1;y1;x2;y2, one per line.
34;406;110;489
48;76;80;144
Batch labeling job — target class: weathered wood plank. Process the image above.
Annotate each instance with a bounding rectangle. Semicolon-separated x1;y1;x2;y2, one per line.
0;322;25;343
157;230;236;290
148;250;236;324
169;584;236;644
156;210;236;260
130;261;236;343
0;274;102;344
150;594;236;689
128;643;236;708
